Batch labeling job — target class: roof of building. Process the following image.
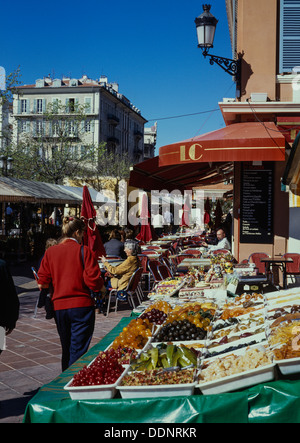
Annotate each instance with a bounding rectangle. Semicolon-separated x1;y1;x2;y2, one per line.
0;177;112;205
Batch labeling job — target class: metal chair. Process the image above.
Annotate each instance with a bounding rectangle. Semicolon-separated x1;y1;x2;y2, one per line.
138;254;151;291
282;253;300;285
248;252;270;275
106;267;143;316
184;249;201;256
212;249;231;255
157;264;172;280
160;256;175;276
32;267;40;318
148;259;164;286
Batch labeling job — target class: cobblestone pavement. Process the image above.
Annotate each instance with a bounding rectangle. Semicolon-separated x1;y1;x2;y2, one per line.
0;262;132;423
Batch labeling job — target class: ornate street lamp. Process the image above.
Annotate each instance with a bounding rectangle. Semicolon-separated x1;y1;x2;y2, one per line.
195;4;241;91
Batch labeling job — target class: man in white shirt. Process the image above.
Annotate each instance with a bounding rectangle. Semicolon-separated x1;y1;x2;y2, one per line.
203;228;231;251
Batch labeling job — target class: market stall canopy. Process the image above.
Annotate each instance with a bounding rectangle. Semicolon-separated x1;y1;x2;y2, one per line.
129;156;233;192
159;122;286;167
0;177;112;205
130;122;285;192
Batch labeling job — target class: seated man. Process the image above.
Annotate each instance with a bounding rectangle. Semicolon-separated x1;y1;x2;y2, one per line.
202;228;231;251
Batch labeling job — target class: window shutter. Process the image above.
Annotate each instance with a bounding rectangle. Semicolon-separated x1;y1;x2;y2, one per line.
26;99;30;114
42;99;46;113
84;97;92;113
280;0;300;72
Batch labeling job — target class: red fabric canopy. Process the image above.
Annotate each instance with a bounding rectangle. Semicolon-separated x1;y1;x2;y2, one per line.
159;122;285;167
129;156;232;192
81;186;106;258
136;193;158;242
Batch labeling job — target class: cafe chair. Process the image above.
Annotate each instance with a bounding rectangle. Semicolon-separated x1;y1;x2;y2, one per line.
160;256;175;276
282;253;300;285
248;252;270;275
32;266;40;318
106;267;143;316
212;249;231;255
157;264;172;280
148;260;164;286
184;249;201;256
138;254;151;292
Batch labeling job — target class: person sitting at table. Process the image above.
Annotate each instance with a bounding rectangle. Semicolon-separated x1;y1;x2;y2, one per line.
104;229;126;258
202;228;231;251
100;240;140;291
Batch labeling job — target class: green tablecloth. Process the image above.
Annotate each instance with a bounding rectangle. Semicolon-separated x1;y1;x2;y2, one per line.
23;317;300;423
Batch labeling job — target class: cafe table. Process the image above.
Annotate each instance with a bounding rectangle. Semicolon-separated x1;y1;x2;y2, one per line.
23;315;300;423
177;257;211;271
260;257;293;289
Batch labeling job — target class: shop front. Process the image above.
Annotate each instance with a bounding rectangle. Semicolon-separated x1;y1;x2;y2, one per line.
130;121;287;263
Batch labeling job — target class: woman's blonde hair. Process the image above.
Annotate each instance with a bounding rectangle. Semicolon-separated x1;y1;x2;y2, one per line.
61;216;86;238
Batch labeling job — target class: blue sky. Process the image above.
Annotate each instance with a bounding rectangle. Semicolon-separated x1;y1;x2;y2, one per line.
0;0;235;154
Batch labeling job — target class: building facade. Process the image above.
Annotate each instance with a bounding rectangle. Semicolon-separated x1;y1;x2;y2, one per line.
12;75;148;165
220;0;300;260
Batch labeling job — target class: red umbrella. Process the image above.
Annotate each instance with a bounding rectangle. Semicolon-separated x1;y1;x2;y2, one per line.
81;186;106;258
180;196;191;227
204;197;211;225
214;199;223;229
136;193;158;242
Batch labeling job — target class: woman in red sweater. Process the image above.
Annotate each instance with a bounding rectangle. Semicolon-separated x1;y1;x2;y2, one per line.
38;216;104;371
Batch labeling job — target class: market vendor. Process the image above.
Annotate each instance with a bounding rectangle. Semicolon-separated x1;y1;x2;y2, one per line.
100;240;140;290
202;228;231;251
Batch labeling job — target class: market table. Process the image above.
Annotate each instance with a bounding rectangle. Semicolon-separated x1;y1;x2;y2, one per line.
177;258;211;271
260;257;293;289
23;316;300;423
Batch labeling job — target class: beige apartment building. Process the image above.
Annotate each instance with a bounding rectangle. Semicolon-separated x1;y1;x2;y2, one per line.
12;75;149;166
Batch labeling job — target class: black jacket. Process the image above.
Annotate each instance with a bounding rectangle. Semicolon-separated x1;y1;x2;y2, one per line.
0;259;19;330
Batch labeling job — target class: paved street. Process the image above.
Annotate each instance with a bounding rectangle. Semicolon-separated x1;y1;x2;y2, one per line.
0;261;132;423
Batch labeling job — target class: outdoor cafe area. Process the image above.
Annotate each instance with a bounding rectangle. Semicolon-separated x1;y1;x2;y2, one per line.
23;228;300;423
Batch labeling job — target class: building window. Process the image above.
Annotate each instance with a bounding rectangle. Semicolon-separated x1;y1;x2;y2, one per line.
20;120;27;133
37;99;43;113
85;120;91;132
36;120;44;136
279;0;300;73
68;98;75;113
20;99;27;113
52;121;60;136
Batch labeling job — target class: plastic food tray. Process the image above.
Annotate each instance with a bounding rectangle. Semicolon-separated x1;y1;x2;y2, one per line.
64;366;129;400
273;355;300;375
196;362;275;395
196;345;275;395
117;375;197;399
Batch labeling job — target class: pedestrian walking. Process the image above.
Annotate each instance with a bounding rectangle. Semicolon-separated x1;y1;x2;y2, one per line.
0;259;20;355
38;216;104;371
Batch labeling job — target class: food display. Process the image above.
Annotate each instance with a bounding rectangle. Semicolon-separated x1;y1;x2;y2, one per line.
70;349;124;387
120;368;195;387
130;343;197;371
148;277;187;298
111;317;153;350
64;262;300;400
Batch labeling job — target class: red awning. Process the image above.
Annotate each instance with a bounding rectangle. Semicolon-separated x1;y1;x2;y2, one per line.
159;122;286;167
129;156;233;192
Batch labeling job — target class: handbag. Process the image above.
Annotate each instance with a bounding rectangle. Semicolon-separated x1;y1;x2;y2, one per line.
81;245;104;310
116;290;128;301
